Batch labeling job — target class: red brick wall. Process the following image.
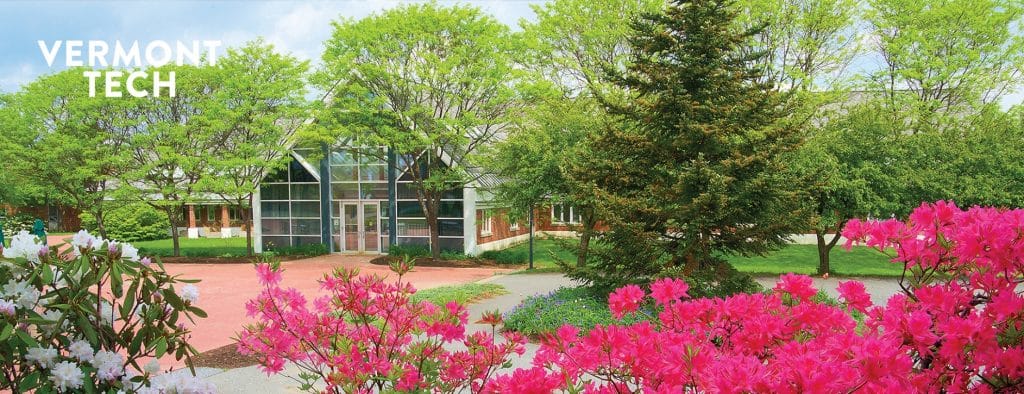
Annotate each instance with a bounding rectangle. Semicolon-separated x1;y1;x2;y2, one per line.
476;208;531;244
2;204;81;232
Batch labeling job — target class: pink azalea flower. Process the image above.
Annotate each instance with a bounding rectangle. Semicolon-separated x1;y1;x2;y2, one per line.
608;284;645;318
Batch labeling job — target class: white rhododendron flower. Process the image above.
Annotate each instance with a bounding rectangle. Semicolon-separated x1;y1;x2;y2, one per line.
3;279;40;309
49;361;85;391
70;230;105;257
2;231;42;263
120;242;140;262
92;350;125;381
67;340;94;363
179;284;199;304
99;301;115;326
25;346;58;369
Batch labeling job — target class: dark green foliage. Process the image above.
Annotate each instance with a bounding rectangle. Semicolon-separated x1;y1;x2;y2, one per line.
79;204;169;242
479;249;528;265
656;258;764;299
566;0;804;291
270;243;330;257
503;287;647;337
388;244;432;259
1;213;36;238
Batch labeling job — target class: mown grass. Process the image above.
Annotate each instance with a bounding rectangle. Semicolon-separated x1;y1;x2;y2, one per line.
501;238;902;277
133;237;249;257
411;283;508;306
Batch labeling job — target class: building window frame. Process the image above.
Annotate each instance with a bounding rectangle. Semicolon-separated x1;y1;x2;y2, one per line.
481;210;493;236
551;203;581;225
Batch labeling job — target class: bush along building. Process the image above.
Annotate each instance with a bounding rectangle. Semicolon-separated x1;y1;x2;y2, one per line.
253;145;583;255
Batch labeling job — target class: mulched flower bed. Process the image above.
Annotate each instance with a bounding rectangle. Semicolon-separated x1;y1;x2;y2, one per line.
157;255;318;264
369;255;522;269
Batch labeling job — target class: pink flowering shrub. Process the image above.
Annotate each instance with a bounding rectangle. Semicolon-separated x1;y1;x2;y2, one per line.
483;201;1024;392
244;202;1024;392
238;259;526;393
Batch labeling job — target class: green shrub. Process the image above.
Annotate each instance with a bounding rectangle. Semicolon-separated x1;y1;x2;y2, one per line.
270;243;330;257
656;258;764;299
1;213;36;238
503;286;647;337
80;203;169;242
439;250;476;261
388;244;431;258
480;249;527;265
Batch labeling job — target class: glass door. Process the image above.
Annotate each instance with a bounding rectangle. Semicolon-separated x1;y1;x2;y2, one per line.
336;201;381;253
363;203;379;253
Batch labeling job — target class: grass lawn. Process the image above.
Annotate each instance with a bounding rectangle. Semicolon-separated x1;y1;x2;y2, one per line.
501;238;902;277
726;244;900;277
503;238;577;272
411;283;508;306
133;237;249;257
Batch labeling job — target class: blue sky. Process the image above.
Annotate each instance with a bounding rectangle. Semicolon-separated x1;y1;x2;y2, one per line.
1;0;1021;108
0;1;544;92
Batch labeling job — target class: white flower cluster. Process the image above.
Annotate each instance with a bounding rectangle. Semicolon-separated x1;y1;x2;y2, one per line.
178;284;200;304
20;341;182;392
2;230;46;264
2;279;41;310
69;230;140;262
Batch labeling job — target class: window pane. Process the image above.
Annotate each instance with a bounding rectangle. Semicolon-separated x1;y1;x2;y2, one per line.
442;187;463;200
438;237;464;252
289;161;317;182
264;167;288;182
329;151;357;165
553;205;564;222
261;219;290;235
261;184;289;200
360;182;388;199
362;164;387;181
397;201;424;218
330;165;358;182
291;219;321;235
263;236;290;249
396;219;429;237
261;202;289;218
292;236;322;246
331;182;359;199
291;184;319;200
439;219;463;236
291;202;320;218
396;237;429;247
397;182;419;199
438;201;462;218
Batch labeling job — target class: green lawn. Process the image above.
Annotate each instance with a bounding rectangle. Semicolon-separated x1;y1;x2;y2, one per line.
411;283;508;306
501;238;903;277
503;238;577;272
133;237;249;257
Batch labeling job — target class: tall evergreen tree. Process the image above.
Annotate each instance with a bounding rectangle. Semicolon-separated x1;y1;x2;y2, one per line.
569;0;805;290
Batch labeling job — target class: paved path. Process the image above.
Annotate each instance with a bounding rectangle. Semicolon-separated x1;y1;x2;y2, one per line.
206;273;575;393
163;255;513;360
754;275;904;305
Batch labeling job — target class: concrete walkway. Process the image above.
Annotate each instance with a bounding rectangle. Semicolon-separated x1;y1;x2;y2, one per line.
205;273;575;393
163;255;513;361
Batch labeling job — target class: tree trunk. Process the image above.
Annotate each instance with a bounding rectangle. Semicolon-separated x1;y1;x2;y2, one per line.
426;203;441;260
94;207;108;238
577;206;595;267
816;231;830;275
168;209;181;257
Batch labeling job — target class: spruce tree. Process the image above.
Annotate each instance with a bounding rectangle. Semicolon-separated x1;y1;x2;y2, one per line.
568;0;804;291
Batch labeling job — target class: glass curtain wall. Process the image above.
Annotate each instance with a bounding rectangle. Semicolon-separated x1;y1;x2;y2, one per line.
259;159;322;250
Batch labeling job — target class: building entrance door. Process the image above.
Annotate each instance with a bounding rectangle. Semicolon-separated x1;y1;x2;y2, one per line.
335;201;380;253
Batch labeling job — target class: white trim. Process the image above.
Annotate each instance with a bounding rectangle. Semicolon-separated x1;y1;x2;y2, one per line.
463;186;477;254
480;209;493;236
253;188;263;253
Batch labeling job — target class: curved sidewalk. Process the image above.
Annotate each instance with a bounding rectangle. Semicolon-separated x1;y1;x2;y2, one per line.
163;254;513;356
